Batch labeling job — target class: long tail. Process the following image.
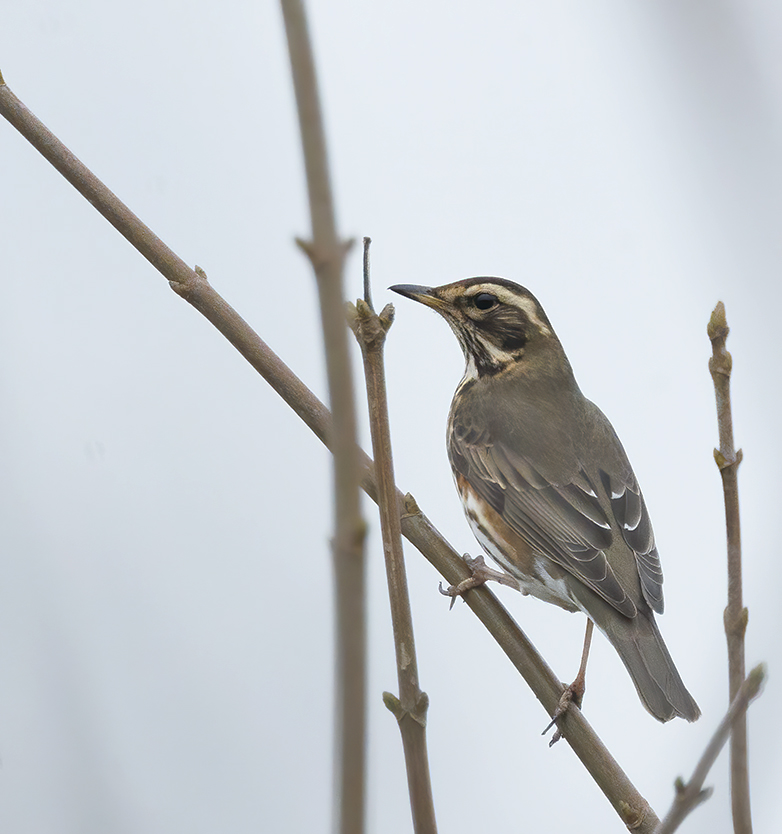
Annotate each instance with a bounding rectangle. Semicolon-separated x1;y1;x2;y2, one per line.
600;610;701;722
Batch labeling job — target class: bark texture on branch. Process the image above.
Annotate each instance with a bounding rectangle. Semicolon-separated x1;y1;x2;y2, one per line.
350;283;437;833
708;301;752;834
280;3;366;832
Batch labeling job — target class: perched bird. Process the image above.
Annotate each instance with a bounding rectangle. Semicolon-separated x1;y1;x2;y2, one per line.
391;277;700;723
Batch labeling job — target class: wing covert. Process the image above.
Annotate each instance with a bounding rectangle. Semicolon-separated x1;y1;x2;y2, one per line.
449;425;638;617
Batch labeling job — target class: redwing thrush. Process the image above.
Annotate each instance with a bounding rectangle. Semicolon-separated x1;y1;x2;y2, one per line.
391;277;700;722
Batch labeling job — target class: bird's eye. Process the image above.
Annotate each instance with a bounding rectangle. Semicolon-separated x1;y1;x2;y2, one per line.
473;293;498;311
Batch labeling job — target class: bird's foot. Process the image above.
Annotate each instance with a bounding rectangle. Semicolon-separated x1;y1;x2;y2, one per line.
542;677;586;747
438;554;519;610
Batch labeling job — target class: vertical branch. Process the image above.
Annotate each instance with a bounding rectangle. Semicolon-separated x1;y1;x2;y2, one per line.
280;4;366;834
348;240;438;834
708;301;751;834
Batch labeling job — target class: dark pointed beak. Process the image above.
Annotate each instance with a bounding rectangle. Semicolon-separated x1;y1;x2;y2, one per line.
389;284;443;310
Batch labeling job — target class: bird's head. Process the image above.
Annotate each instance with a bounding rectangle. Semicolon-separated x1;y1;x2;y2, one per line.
390;277;569;381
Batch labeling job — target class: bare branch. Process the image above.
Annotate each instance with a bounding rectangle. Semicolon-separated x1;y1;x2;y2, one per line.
279;3;366;832
708;301;752;834
348;241;437;834
0;74;193;288
655;665;765;834
0;77;659;833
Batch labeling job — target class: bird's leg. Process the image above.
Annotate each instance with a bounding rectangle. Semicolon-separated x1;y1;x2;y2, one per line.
438;553;521;610
543;618;594;746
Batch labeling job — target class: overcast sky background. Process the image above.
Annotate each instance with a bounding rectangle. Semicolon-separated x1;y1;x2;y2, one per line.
1;2;780;832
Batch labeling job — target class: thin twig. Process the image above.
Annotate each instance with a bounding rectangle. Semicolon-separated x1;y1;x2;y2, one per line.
0;76;659;833
655;665;765;834
348;241;437;833
279;3;366;832
708;301;751;834
362;236;373;310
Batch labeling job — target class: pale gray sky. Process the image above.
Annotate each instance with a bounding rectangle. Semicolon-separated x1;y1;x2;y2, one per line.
1;2;780;832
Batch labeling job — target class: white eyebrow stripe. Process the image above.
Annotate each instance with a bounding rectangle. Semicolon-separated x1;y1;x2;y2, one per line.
512;297;551;335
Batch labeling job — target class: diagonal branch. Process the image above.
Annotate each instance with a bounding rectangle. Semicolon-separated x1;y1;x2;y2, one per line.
0;74;659;833
708;301;752;834
654;665;765;834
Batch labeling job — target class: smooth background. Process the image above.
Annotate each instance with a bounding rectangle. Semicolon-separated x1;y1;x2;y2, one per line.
1;2;779;832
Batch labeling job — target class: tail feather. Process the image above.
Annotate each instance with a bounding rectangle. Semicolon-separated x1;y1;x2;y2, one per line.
600;611;700;722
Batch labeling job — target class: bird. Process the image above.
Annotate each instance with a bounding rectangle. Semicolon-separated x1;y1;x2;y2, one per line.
390;277;700;723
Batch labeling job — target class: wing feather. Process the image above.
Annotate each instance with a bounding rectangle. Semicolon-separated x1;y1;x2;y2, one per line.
599;470;664;613
451;428;638;617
